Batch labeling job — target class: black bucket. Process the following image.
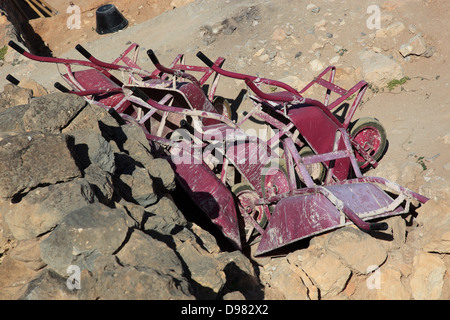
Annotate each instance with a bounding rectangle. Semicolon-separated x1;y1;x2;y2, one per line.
95;4;129;35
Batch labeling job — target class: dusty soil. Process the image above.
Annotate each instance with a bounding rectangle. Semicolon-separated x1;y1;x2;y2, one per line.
0;0;449;299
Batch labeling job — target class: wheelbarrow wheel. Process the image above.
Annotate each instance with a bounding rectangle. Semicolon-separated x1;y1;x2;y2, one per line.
212;96;232;119
349;117;387;170
299;146;326;184
261;159;290;198
231;182;269;243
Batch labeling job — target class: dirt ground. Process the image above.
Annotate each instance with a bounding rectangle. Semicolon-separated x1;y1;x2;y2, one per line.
0;0;449;299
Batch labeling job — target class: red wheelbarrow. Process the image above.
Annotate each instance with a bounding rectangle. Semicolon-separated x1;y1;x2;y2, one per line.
114;81;429;256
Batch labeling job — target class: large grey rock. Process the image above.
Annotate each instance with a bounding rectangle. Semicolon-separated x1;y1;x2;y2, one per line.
79;255;194;300
116;229;184;276
0;132;82;199
2;179;95;241
22;93;87;134
148;158;176;193
0;104;30;133
177;238;226;299
70;130;116;174
19;269;78;300
115;156;157;207
143;196;188;234
39;203;129;276
84;164;114;205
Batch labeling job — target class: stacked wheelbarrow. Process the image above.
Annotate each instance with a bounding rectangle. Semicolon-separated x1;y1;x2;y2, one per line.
7;41;428;256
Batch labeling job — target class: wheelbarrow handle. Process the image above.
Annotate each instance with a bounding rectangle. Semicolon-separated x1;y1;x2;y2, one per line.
6;74;20;86
370;222;389;231
147;49;160;66
196;51;214;68
179;119;195;135
54;82;70;93
8;40;25;54
75;44;92;59
130;86;151;102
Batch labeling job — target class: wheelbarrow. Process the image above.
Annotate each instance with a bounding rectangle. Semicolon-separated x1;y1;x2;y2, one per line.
195;51;387;182
113;79;429;256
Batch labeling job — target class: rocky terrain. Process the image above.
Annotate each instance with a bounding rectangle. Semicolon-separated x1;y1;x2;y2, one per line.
0;0;448;300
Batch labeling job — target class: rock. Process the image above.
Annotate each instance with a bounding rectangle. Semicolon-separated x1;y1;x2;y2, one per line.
22;93;87;134
376;266;411;300
359;50;404;88
309;59;325;72
84;164;114;205
177;238;226;299
223;291;246;300
70;130;116;174
62;102;120;135
288;245;351;298
0;254;40;299
8;237;46;271
39;203;129;276
79;255;194;300
314;19;327;29
399;33;427;57
120;124;155;168
306;4;320;13
329;55;340;64
323;227;388;274
375;21;405;38
311;42;324;51
116;229;184;276
416;199;450;254
0;84;32;111
383;215;407;250
115;164;157;207
147;158;176;193
2;179;95;241
216;250;262;299
262;258;311;300
278;75;307;92
253;48;265;57
19;269;78;300
18;78;48;97
272;28;287;41
0;132;81;199
0;104;30;133
258;54;270;63
143;196;188;234
410;252;446;300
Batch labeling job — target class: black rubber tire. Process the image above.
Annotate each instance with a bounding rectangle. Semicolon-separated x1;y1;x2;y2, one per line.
349;117;387;169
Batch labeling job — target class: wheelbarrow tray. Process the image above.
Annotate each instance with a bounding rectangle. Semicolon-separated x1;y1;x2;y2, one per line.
256;181;407;256
165;153;242;250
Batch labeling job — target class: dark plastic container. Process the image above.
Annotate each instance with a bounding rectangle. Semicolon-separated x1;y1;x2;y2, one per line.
95;4;128;35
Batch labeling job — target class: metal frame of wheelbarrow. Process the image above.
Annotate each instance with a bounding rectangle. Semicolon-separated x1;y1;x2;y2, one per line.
195;51;385;177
